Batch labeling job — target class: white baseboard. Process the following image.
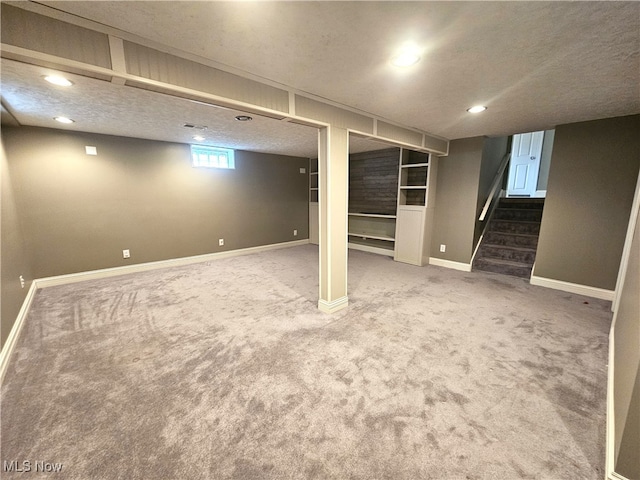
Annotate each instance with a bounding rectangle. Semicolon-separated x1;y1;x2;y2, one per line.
428;257;472;272
530;275;615;301
318;296;348;314
0;281;38;385
37;239;310;288
609;471;630;480
348;242;394;257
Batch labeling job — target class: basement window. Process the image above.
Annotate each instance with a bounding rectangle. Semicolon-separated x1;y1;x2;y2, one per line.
191;145;235;169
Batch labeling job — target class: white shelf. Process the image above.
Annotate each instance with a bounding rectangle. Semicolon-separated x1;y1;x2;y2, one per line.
401;162;429;168
348;213;396;219
348;242;394;257
310;171;318;175
399;186;427;190
348;232;395;242
310;187;318;191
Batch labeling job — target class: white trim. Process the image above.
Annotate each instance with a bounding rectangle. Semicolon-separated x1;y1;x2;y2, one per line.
0;281;38;385
318;296;348;314
37;240;310;288
533;190;547;198
107;35;127;85
348;242;394;257
605;326;619;480
470;234;484;266
530;275;615;300
428;257;472;272
613;170;640;313
609;472;630;480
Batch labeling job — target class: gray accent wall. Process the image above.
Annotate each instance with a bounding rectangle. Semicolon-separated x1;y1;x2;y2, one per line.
1;137;33;347
534;115;640;290
2;126;309;282
431;137;485;263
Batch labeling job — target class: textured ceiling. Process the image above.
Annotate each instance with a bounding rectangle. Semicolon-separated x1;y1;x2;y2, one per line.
2;1;639;155
0;59;390;157
38;0;640;140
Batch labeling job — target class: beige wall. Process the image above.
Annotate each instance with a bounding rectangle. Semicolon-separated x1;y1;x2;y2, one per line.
613;191;640;478
534;115;640;290
3;126;309;280
1;137;33;347
431;137;484;263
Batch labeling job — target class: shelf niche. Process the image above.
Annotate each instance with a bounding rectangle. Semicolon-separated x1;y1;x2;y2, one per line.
309;157;319;244
347;147;400;256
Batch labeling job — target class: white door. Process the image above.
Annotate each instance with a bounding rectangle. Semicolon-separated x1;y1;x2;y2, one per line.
507;131;544;197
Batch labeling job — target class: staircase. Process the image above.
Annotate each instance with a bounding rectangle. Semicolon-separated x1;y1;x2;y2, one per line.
473;198;544;278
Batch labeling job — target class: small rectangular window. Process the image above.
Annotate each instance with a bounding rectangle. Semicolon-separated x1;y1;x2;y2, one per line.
191;145;235;169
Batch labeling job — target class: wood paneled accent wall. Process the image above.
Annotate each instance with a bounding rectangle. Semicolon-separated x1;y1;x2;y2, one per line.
349;148;400;216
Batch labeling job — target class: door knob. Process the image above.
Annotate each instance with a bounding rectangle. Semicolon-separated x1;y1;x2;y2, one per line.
530;156;536;160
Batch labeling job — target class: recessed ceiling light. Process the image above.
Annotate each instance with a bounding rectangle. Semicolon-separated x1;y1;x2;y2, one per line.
467;105;487;113
391;51;421;67
193;135;205;142
43;75;74;87
235;115;253;122
54;116;74;124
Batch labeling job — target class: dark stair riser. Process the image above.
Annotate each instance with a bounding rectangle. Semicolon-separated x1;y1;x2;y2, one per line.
498;199;545;210
489;220;541;235
474;258;533;278
483;232;539;248
493;208;543;222
477;245;537;264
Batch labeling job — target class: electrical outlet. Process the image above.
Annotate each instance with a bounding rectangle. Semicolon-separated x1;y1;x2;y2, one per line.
293;229;298;236
299;167;306;174
123;249;130;259
440;244;446;253
219;239;224;246
19;275;25;289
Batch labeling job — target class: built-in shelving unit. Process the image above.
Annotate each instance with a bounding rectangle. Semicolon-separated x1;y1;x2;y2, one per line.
347;148;400;256
398;150;430;206
348;212;397;256
309;158;319;244
309;157;319;203
309;148;437;262
394;149;438;266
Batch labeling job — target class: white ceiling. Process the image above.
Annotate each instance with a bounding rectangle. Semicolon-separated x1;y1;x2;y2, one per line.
2;1;639;156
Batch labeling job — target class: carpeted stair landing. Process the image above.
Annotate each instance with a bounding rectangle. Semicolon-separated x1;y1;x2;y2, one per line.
473;198;544;278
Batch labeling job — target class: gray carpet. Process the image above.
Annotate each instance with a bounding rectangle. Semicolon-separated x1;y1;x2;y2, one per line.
1;245;612;479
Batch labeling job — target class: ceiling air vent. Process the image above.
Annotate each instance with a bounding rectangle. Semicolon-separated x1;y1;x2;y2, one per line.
183;123;208;130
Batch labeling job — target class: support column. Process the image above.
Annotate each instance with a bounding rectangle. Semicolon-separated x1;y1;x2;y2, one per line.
318;126;349;313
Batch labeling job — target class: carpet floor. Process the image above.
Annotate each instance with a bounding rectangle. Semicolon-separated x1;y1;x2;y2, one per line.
1;245;612;479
